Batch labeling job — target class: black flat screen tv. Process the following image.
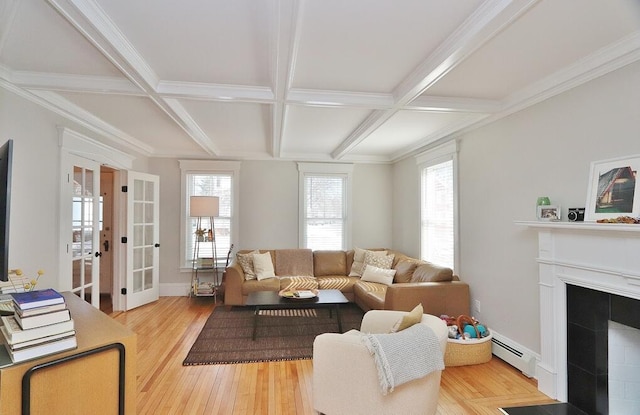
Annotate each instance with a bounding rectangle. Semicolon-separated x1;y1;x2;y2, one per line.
0;139;13;282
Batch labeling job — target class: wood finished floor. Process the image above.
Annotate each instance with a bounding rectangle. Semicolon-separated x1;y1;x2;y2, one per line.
110;296;556;415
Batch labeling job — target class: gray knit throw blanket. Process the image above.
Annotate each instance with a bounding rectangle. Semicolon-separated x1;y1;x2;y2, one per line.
362;323;444;395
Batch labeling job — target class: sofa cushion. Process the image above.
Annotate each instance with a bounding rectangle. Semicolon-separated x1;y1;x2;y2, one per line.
316;276;359;293
363;250;394;271
393;260;421;283
280;276;318;291
237;250;259;280
411;263;453;282
275;249;313;277
241;277;281;294
314;251;347;276
349;248;387;277
361;265;396;286
253;252;276;280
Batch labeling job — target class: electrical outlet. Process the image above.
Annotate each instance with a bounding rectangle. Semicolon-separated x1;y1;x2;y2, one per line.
473;299;481;313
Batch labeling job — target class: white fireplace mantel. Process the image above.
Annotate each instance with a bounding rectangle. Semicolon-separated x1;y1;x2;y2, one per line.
516;221;640;400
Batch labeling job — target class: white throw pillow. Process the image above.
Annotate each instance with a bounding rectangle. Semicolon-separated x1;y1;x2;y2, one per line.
349;248;387;277
361;265;396;286
253;252;275;280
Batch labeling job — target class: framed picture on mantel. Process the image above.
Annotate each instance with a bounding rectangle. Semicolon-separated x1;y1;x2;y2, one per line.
585;154;640;222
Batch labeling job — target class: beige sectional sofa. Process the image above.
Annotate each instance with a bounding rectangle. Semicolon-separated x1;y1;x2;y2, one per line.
224;248;470;317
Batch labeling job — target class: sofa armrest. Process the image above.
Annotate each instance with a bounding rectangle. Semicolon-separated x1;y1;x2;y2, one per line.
224;262;245;306
384;281;470;316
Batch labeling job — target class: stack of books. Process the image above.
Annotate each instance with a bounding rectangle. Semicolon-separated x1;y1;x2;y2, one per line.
0;289;77;363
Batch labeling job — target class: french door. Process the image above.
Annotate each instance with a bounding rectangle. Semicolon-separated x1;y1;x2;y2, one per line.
66;155;101;307
124;171;160;310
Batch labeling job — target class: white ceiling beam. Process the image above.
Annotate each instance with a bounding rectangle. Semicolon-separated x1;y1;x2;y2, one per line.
271;0;301;158
287;89;393;109
158;81;274;103
406;96;501;113
12;71;143;95
45;0;219;155
331;0;540;160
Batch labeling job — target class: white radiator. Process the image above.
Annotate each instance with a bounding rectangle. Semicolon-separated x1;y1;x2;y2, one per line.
490;330;538;378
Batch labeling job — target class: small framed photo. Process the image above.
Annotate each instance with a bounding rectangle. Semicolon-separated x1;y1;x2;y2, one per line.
585;155;640;222
537;205;561;221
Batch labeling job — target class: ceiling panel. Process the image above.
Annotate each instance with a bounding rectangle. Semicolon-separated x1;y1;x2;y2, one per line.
179;100;271;156
95;0;273;86
292;0;483;93
58;92;203;156
352;110;479;156
424;0;640;100
0;0;121;76
281;105;372;156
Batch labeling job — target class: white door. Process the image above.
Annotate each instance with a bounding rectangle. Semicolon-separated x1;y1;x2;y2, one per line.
67;155;101;307
124;171;160;310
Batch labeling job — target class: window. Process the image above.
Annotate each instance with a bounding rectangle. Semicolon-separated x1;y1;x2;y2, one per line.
180;161;240;269
417;142;457;270
298;163;353;251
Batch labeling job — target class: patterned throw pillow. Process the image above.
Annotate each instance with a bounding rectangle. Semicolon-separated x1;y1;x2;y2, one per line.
349;248;387;277
363;250;394;271
236;250;259;280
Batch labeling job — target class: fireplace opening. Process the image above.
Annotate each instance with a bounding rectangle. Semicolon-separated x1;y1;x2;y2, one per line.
566;284;640;415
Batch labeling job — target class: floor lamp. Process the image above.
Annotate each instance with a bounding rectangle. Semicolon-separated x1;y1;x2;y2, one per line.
189;196;220;286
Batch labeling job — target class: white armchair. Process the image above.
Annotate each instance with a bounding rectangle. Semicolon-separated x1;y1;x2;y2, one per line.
312;309;448;415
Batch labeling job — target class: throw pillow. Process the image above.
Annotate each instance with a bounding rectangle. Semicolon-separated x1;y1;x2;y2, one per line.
252;252;275;280
391;303;424;333
361;265;396;286
349;248;387;277
363;250;394;271
237;250;259;280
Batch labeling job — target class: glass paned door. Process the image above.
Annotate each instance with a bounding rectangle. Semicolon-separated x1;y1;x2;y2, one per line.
125;171;159;310
70;158;100;307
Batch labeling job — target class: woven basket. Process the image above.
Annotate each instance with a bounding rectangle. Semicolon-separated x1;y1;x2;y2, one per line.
444;333;492;367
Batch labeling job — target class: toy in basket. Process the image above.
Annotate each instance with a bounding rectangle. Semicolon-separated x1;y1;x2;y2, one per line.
440;314;492;366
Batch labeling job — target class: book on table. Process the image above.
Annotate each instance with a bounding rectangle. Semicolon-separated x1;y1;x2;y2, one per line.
14;308;71;330
11;288;64;310
15;302;67;317
1;327;76;350
0;315;75;344
3;334;77;363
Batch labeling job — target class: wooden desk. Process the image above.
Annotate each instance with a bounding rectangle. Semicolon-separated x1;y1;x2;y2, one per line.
0;292;136;415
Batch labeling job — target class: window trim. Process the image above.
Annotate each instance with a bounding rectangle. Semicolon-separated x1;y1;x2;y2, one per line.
179;160;241;271
416;141;459;272
297;162;353;250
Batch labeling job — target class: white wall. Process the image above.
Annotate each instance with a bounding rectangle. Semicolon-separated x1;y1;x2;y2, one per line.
393;60;640;354
148;159;394;286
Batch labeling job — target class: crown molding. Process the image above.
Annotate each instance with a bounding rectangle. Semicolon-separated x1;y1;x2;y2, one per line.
30;89;154;155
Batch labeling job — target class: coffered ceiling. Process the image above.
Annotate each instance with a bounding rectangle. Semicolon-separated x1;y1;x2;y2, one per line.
1;0;639;162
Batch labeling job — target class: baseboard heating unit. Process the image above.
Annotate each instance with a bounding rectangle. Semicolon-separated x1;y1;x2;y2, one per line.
490;331;538;378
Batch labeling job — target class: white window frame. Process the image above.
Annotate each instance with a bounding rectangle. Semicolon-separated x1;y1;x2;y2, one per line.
179;160;240;271
416;141;459;272
297;162;353;250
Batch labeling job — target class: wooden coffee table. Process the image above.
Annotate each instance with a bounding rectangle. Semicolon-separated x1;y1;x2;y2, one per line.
245;289;349;340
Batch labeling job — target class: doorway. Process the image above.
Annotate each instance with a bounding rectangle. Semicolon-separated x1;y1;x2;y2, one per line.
100;167;115;314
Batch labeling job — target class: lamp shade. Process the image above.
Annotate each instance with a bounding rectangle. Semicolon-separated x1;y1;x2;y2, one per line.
189;196;219;217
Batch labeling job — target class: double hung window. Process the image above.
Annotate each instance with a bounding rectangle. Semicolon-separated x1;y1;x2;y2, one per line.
298;163;353;251
180;161;240;269
418;142;458;270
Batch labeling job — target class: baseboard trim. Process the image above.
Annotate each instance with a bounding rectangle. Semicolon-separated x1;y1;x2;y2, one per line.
160;283;191;297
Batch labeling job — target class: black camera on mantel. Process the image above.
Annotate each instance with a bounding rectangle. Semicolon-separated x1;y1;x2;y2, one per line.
568;208;585;222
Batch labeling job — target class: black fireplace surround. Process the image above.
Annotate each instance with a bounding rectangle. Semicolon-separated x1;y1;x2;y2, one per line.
567;284;640;415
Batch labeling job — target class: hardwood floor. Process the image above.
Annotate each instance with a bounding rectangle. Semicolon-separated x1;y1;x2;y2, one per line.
110;296;556;415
